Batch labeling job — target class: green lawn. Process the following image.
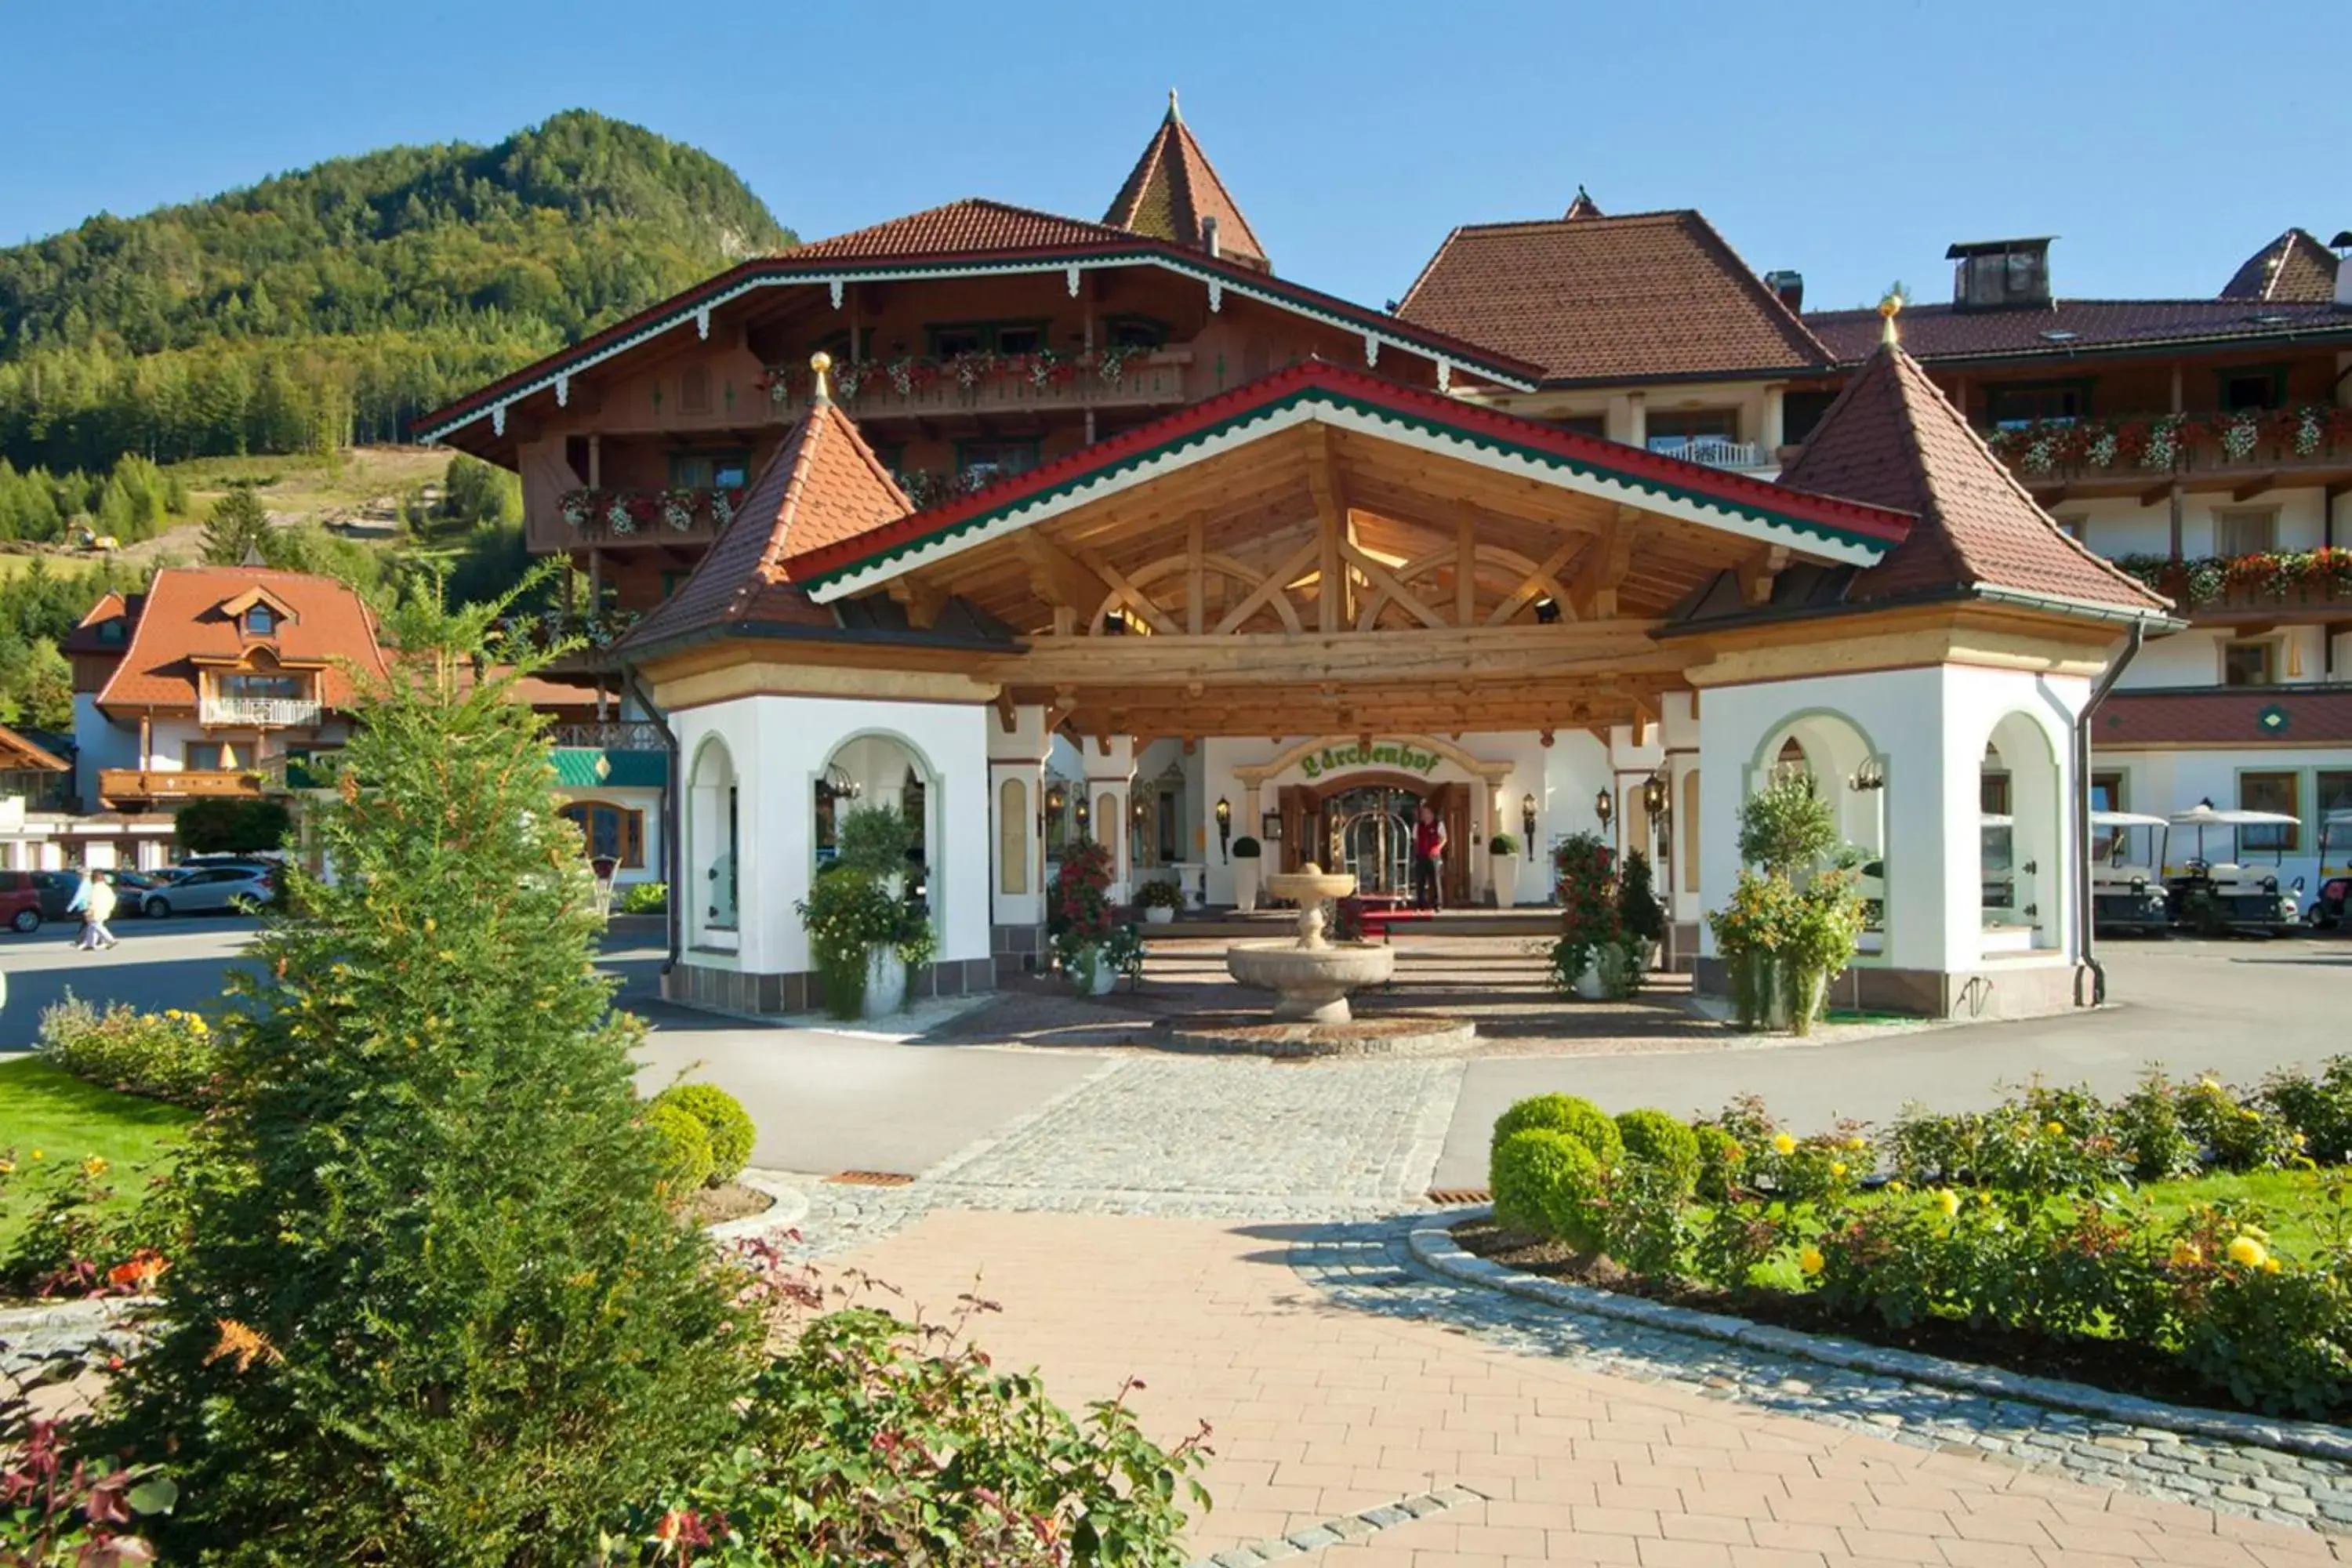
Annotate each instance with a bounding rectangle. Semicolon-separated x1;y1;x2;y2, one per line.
0;1058;195;1250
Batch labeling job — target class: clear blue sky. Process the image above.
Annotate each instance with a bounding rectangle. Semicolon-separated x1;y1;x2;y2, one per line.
3;0;2339;316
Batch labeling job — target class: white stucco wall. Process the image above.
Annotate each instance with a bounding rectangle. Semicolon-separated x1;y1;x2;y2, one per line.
2089;744;2352;888
669;695;990;981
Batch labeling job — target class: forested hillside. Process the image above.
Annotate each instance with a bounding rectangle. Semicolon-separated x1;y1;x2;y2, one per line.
0;110;792;472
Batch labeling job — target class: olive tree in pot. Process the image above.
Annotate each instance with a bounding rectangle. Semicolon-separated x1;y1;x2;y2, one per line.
1704;774;1863;1035
1488;831;1520;909
1230;835;1263;911
799;804;935;1019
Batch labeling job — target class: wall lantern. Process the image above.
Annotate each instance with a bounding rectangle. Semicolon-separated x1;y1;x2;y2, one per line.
1594;787;1614;829
821;761;862;801
1044;780;1068;823
1519;792;1537;858
1848;756;1886;793
1214;796;1232;860
1074;796;1091;829
1132;799;1149;824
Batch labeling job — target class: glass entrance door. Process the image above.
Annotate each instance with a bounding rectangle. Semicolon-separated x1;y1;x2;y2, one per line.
1321;786;1420;894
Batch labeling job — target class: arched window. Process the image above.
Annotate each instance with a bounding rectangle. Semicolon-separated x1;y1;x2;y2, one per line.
561;800;644;868
997;778;1029;895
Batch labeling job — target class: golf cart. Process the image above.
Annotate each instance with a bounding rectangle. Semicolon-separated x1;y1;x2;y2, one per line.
2089;811;2174;937
2303;808;2352;929
2165;800;2304;937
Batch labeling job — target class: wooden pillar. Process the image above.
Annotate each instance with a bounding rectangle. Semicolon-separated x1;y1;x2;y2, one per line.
589;549;604;612
587;434;601;488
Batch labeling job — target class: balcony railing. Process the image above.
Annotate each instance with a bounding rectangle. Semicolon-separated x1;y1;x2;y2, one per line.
2113;549;2352;619
1647;436;1765;470
760;344;1196;423
1987;405;2352;485
548;720;664;750
98;768;263;807
199;695;323;728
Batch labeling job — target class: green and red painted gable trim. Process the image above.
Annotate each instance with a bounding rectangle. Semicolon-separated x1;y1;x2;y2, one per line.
412;242;1544;445
789;361;1915;601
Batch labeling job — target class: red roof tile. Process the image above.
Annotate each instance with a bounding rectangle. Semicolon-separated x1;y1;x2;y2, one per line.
784;198;1133;260
2096;686;2352;748
620;394;910;652
94;567;390;713
2220;229;2340;303
1102;95;1269;270
1778;333;2170;615
1806;296;2351;365
1396;209;1832;383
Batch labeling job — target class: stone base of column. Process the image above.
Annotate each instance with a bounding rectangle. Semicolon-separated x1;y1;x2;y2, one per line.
663;956;996;1018
1692;955;2084;1022
992;921;1047;983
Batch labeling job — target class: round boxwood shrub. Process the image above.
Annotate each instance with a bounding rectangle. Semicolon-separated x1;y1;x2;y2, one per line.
1491;1128;1600;1240
644;1101;715;1193
1692;1123;1747;1203
1615;1109;1701;1197
652;1083;757;1183
1490;1093;1623;1167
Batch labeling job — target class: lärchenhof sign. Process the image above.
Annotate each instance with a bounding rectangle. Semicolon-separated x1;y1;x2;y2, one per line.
1298;739;1444;781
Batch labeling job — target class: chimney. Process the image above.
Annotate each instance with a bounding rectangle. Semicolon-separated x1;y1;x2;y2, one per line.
1203;214;1221;260
1946;237;2053;311
2333;230;2352;307
1764;270;1804;313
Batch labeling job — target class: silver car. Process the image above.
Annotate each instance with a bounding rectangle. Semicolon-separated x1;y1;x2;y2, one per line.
141;865;276;918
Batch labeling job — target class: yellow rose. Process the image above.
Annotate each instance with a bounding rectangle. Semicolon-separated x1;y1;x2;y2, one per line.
2227;1236;2270;1269
2045;1120;2064;1136
1846;1137;1867;1151
1936;1189;1962;1218
82;1156;108;1179
2200;1076;2222;1092
1831;1162;1848;1178
1772;1134;1796;1156
189;1019;209;1036
2263;1258;2283;1275
2169;1241;2201;1268
1887;1179;1907;1194
1977;1191;1993;1207
1798;1246;1825;1276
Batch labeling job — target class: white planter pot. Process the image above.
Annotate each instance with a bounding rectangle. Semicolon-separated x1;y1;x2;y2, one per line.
1069;946;1118;996
1490;855;1519;909
1143;906;1175;925
862;945;908;1019
1233;858;1261;913
1764;963;1826;1034
1573;956;1608;1000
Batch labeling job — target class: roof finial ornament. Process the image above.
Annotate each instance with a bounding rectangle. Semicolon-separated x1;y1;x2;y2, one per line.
810;350;833;404
1878;292;1903;348
1167;86;1181;122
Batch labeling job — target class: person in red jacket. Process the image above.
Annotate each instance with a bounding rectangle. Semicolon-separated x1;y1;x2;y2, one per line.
1410;803;1447;911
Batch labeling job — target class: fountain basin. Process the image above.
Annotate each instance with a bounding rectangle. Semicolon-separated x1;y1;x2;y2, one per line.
1227;939;1395;1023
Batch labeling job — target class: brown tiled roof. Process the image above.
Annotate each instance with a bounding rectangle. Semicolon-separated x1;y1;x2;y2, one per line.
1778;336;2169;615
1102;96;1269;270
1395;209;1832;383
0;722;67;772
619;395;910;652
94;567;390;713
1806;296;2351;365
2095;686;2352;748
784;198;1133;260
64;590;136;655
2220;229;2340;303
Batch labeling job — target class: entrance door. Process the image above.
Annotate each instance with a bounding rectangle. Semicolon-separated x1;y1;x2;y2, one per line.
1432;782;1472;906
1322;784;1417;895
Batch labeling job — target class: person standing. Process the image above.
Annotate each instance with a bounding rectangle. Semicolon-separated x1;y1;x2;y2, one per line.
1410;802;1448;912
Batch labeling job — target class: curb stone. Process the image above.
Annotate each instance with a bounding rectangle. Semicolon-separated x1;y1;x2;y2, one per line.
1409;1210;2352;1465
1184;1484;1484;1568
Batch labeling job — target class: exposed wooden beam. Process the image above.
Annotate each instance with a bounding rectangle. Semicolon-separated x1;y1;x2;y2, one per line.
1455;517;1476;627
1736;545;1791;608
1570;511;1638;620
1000;621;1682;689
1185;515;1206;636
2139;481;2175;509
1340;538;1448;630
1018;534;1109;620
1305;426;1347;633
887;574;949;630
1211;537;1319;636
1488;534;1587;627
1073;543;1180;636
2233;474;2279;503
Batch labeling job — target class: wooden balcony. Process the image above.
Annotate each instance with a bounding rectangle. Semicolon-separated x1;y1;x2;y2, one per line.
199;695;323;728
1991;405;2352;501
764;344;1198;425
99;768;264;808
2113;550;2352;626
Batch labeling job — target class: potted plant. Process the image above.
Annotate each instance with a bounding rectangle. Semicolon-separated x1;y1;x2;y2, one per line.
1488;831;1520;909
1617;849;1664;971
1548;831;1638;1000
1051;837;1118;995
1135;877;1185;924
797;803;934;1019
1705;775;1860;1035
1230;835;1263;912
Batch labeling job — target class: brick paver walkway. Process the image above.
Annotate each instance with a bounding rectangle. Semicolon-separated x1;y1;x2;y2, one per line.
839;1210;2345;1567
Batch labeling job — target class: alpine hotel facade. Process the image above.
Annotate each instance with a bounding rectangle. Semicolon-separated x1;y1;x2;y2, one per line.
418;97;2352;1022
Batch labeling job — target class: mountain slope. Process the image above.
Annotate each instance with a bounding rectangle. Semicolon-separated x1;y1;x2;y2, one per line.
0;111;793;470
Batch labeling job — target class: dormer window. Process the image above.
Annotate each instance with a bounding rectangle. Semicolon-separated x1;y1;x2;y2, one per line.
245;605;276;637
1947;238;2054;311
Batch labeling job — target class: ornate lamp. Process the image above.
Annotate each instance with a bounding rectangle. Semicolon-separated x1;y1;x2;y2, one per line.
1043;780;1067;832
1074;796;1091;830
1594;786;1614;829
1848;756;1886;793
1643;768;1673;861
1519;791;1537;858
1214;796;1232;860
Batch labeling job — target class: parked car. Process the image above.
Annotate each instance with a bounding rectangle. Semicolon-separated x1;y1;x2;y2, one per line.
111;869;184;916
0;871;43;933
140;865;276;918
28;869;83;920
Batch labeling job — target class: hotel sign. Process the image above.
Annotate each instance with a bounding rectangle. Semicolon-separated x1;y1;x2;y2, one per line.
1299;740;1443;780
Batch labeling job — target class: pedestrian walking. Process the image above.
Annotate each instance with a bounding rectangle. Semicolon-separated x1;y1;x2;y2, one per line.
70;869;119;951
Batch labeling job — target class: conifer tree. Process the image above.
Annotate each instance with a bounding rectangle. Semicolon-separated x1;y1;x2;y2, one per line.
198;482;269;563
103;575;750;1563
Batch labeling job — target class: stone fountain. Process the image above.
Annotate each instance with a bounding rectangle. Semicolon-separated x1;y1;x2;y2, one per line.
1224;863;1395;1022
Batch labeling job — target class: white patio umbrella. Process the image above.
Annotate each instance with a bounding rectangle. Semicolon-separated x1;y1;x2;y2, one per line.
2168;799;2300;862
2092;811;2172;873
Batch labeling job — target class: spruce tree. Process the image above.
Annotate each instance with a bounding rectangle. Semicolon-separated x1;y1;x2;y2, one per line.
103;579;750;1563
199;482;270;563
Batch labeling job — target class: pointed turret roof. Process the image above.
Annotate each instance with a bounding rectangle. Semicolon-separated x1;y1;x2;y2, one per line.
1563;187;1602;220
619;376;913;653
1103;91;1270;271
1778;314;2169;616
2220;227;2339;303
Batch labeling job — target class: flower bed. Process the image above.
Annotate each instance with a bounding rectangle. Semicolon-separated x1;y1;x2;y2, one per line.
1480;1062;2352;1420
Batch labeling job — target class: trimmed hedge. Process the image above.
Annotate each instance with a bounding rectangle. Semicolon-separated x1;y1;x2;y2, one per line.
1615;1109;1700;1199
1492;1128;1600;1241
644;1102;714;1195
652;1083;755;1184
1490;1093;1623;1167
